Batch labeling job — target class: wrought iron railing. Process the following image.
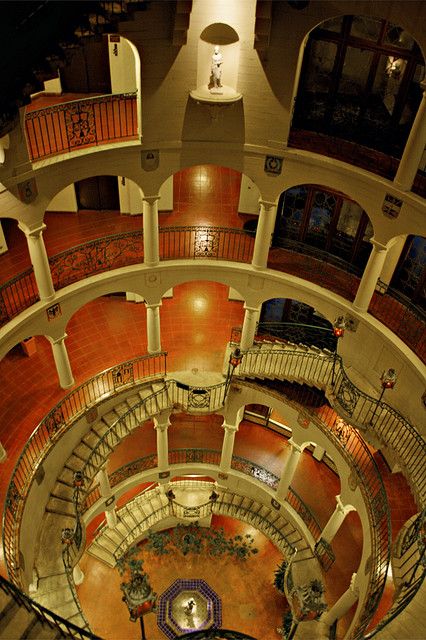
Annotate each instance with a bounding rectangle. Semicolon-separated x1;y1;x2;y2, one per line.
24;92;138;161
237;347;426;509
238;378;391;640
231;322;337;352
2;352;167;588
0;267;39;327
49;231;143;290
364;510;426;638
0;574;99;639
159;225;254;263
287;129;426;199
0;225;423;361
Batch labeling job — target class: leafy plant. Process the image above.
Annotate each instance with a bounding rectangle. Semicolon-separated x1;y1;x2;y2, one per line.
145;530;171;555
274;560;288;594
116;545;144;576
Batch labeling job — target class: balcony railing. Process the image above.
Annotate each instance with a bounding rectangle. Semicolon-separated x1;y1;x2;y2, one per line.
24;92;138;161
2;352;167;588
0;226;423;360
288;130;426;199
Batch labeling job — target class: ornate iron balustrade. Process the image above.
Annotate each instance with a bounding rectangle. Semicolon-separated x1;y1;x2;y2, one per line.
288;129;426;199
0;267;39;327
0;574;99;639
0;226;423;362
2;352;167;588
83;448;322;546
159;225;254;263
238;347;426;508
49;231;143;290
239;379;391;640
231;322;337;352
364;510;426;638
24;92;138;161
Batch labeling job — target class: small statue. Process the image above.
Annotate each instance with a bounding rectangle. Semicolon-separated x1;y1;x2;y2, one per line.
211;45;223;88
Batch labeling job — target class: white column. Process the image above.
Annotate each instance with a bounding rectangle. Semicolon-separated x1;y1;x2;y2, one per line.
96;467;118;528
240;304;261;350
276;439;303;501
321;574;359;626
73;564;84;585
353;240;388;312
0;442;6;463
146;302;162;353
142;195;160;266
319;495;355;544
394;80;426;191
19;222;55;300
219;422;239;473
48;334;74;389
251;199;277;270
378;235;406;291
154;412;171;473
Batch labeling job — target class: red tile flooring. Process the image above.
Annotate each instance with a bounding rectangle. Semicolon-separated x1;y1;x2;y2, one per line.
0;165;419;637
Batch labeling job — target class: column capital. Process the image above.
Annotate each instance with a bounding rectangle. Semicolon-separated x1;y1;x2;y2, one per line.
145;300;162;310
258;199;276;209
288;437;304;453
243;303;261;313
222;421;239;433
142;195;161;204
369;238;388;252
47;333;68;346
335;494;356;515
154;416;171;431
18;221;46;238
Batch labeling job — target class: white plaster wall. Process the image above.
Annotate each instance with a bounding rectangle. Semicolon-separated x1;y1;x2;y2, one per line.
46;183;78;213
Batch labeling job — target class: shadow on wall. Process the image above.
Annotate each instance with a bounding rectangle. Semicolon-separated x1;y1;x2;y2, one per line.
182;97;245;143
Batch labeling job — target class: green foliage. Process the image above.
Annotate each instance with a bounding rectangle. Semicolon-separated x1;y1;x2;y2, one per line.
274;560;288;594
116;545;144;576
144;523;258;561
145;530;171;555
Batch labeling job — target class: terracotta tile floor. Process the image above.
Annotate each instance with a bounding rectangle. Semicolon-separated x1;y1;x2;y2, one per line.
0;165;419;637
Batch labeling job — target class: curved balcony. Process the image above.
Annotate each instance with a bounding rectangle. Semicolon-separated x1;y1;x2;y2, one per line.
288;130;426;200
0;226;424;362
24;93;138;162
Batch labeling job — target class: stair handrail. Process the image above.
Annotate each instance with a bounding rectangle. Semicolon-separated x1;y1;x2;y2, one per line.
230;321;338;352
237;346;426;508
85;449;322;547
111;485;299;562
0;574;100;639
364;509;426;638
2;352;167;588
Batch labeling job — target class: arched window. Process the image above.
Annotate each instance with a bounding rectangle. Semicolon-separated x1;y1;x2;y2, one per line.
293;15;425;157
273;185;373;273
392;236;426;308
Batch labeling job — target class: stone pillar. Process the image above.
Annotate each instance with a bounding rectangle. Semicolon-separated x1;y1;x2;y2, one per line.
154;412;171;474
276;439;303;501
321;574;359;626
48;334;74;389
353;240;389;312
394;80;426;191
0;442;6;463
146;302;162;353
97;466;117;529
142;195;160;267
378;235;406;292
19;222;55;300
318;495;356;545
219;421;239;473
73;564;84;585
240;304;261;350
251;199;277;270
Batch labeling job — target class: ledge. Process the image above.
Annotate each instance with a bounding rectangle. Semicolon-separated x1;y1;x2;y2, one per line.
189;85;242;105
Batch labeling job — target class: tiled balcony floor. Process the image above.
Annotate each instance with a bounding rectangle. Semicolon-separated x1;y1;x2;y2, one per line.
0;165;419;637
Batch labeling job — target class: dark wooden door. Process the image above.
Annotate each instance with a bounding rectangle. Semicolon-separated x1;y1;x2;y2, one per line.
76;176;119;210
